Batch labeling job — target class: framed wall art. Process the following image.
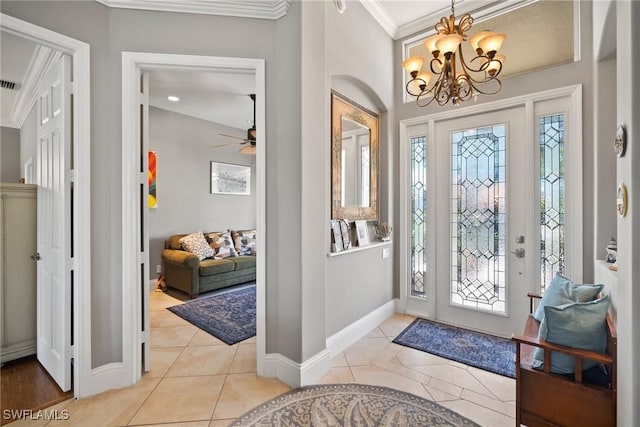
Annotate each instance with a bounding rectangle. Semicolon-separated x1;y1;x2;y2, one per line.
210;161;251;195
617;183;628;217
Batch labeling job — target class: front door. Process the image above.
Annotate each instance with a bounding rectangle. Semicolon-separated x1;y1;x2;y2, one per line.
433;107;532;337
36;55;72;391
405;92;580;338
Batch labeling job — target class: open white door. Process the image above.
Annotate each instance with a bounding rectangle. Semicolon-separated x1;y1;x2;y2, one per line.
36;55;72;391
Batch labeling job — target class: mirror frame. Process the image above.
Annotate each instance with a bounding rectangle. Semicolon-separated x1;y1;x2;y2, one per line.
331;90;379;221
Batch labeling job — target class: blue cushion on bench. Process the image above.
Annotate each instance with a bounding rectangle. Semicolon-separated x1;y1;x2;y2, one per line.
533;295;610;374
533;273;603;322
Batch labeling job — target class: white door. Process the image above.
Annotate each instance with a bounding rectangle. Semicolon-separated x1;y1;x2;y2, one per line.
433;107;533;337
138;71;150;373
36;55;72;391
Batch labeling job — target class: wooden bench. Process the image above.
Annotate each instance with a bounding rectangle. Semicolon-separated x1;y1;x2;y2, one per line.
512;293;617;427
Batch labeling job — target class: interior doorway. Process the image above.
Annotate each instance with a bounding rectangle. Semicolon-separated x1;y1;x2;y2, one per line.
0;13;91;399
121;52;267;383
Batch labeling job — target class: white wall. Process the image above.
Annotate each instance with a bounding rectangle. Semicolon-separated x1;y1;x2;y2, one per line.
1;126;20;182
19;105;37;183
148;107;256;278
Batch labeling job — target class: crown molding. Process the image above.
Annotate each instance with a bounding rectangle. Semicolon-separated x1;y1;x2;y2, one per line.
11;45;62;128
361;0;533;40
358;0;397;38
96;0;291;20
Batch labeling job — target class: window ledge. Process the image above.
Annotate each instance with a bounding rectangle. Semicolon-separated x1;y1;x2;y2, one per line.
327;240;392;257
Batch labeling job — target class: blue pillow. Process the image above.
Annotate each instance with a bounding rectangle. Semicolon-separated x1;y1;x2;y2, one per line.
533;273;603;322
533;295;610;374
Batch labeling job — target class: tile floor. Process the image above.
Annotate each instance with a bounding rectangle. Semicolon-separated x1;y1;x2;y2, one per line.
9;290;515;426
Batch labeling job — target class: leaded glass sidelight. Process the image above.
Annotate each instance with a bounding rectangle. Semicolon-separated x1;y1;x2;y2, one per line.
539;114;565;293
411;136;427;298
451;125;506;314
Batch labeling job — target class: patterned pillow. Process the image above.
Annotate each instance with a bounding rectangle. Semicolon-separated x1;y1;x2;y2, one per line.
210;231;237;258
179;232;215;260
232;229;257;255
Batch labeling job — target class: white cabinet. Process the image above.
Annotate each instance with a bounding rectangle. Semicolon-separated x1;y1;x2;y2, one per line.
1;183;37;363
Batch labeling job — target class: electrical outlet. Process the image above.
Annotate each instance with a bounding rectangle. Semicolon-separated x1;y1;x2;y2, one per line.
156;264;162;274
382;248;390;259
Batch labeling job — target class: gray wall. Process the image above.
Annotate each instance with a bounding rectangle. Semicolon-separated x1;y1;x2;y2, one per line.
322;0;395;338
148;107;256;279
1;126;20;182
0;0;304;366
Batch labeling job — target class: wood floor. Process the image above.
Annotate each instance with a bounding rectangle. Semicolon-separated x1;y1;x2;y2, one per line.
0;356;73;425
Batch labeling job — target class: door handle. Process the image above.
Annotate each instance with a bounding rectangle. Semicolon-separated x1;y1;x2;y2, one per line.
30;252;41;261
510;248;525;258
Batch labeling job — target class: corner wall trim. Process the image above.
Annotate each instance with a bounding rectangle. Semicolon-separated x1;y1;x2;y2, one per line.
263;349;332;388
326;299;396;358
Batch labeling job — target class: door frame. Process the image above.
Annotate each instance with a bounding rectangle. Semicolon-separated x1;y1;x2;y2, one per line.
1;14;92;397
121;52;267;383
399;84;583;320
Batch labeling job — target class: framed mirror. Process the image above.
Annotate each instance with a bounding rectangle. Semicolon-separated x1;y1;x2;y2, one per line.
331;91;379;221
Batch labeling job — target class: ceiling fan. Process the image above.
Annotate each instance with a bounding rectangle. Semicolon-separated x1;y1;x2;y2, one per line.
214;94;256;155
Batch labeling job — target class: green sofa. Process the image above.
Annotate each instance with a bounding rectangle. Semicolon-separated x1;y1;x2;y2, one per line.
161;233;256;298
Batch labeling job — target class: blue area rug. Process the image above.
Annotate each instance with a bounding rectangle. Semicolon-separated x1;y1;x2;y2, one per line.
167;285;255;345
393;318;516;378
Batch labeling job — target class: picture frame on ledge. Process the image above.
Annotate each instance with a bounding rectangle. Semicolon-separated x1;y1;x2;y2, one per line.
331;220;343;252
355;220;370;246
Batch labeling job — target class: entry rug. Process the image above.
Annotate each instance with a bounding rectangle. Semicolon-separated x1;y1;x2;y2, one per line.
167;285;255;345
231;383;480;426
393;318;516;378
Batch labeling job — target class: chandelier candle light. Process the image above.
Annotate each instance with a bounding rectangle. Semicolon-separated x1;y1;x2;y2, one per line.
403;0;506;107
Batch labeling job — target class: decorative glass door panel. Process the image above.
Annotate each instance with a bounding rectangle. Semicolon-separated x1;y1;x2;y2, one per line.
411;136;427;298
450;126;506;314
539;114;565;293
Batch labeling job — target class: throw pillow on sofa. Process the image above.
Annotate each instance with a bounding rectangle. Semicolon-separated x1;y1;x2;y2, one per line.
532;295;610;374
533;273;603;322
209;231;237;258
232;229;256;255
179;232;215;260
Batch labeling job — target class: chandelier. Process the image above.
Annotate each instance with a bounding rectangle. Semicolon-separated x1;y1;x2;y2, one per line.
402;0;506;107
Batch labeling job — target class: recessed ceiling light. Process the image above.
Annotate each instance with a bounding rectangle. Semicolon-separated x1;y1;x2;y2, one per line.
168;95;179;102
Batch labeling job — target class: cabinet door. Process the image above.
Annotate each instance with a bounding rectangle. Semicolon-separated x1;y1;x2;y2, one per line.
1;185;37;362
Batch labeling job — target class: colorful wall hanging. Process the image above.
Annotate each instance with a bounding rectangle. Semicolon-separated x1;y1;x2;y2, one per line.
148;151;157;208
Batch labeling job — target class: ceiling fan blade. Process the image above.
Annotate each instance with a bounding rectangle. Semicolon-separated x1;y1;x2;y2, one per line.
211;142;241;149
218;133;250;143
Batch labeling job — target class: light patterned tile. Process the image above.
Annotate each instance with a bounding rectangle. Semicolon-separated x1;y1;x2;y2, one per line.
209;420;234;427
365;327;385;338
129;376;225;425
378;314;415;338
460;389;515;417
316;367;355;384
47;377;160;427
129;422;211;427
424;385;460;402
229;343;256;374
145;347;184;378
439;399;514;427
394;346;450;367
466;366;516;402
151;325;198;348
212;374;289;420
167;346;236;377
376;357;431;385
150;310;193;328
150;291;184;311
330;352;348;367
343;337;390;366
350;366;433;401
188;330;229;347
413;363;494;398
427;377;463;398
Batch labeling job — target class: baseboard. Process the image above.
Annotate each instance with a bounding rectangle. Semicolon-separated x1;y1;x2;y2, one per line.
0;343;36;364
263;349;332;388
326;299;396;358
